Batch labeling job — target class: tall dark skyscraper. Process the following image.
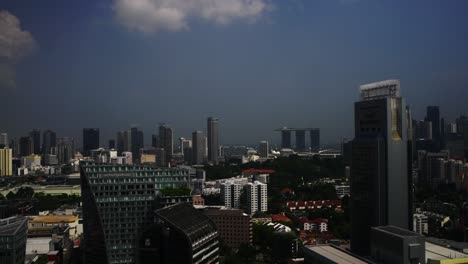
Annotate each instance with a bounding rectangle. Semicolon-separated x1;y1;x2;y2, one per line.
350;80;409;256
19;136;33;157
207;117;219;164
192;131;204;165
158;124;173;163
29;129;41;154
426;106;441;150
83;128;99;156
42;130;56;154
131;127;144;163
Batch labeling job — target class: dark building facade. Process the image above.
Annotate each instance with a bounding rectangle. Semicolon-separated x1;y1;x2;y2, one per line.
139;203;219;264
350;80;409;256
0;215;28;264
158;124;173;163
83;128;99;156
207;117;220;164
29;129;41;154
19;137;33;157
80;162;191;264
131;127;144;164
42;130;56;155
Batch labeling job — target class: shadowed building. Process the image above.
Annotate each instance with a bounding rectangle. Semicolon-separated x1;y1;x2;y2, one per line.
158;124;173;163
351;80;409;256
192;131;204;165
138;203;219;264
19;137;33;157
80;162;191;264
207;117;220;164
83;128;99;156
29;129;41;155
131;127;144;164
42;130;56;154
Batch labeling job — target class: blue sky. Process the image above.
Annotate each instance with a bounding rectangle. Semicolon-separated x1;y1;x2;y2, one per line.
1;0;468;147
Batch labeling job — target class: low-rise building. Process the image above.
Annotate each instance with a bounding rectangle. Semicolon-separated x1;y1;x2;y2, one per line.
303;244;371;264
203;207;251;249
28;215;80;239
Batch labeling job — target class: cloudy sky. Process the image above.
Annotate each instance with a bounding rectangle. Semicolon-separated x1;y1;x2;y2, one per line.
1;0;468;147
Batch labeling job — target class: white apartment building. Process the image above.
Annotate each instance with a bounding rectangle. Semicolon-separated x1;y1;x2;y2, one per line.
413;213;429;235
245;181;268;215
220;182;242;209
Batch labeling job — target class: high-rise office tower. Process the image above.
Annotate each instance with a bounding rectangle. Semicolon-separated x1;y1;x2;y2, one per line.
0;147;12;176
310;129;320;152
259;141;269;158
192;131;204;165
42;130;56;154
57;137;73;164
158;124;173;163
83;128;99;156
207;117;220;164
350;80;409;256
426;106;441;150
0;133;8;147
19;136;33;157
131;127;144;163
80;162;191;264
29;129;41;154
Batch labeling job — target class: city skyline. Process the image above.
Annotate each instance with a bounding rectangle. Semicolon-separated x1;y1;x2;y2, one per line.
1;1;468;146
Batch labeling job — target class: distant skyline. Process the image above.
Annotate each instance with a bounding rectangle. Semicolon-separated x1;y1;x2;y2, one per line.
1;0;468;146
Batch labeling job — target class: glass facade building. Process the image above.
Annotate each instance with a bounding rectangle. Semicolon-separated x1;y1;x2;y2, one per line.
80;162;191;264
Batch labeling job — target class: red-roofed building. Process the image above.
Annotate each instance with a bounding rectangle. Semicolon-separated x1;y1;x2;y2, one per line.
271;214;291;223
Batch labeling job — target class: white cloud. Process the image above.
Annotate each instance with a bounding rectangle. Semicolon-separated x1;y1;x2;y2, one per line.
114;0;272;33
0;10;36;88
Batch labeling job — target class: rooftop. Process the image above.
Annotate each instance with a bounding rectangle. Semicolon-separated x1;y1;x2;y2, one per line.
0;215;27;236
155;203;218;245
304;245;369;264
373;225;421;238
425;242;468;261
30;215;78;223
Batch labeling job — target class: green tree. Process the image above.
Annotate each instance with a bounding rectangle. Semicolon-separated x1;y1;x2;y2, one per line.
6;191;15;200
16;187;34;200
